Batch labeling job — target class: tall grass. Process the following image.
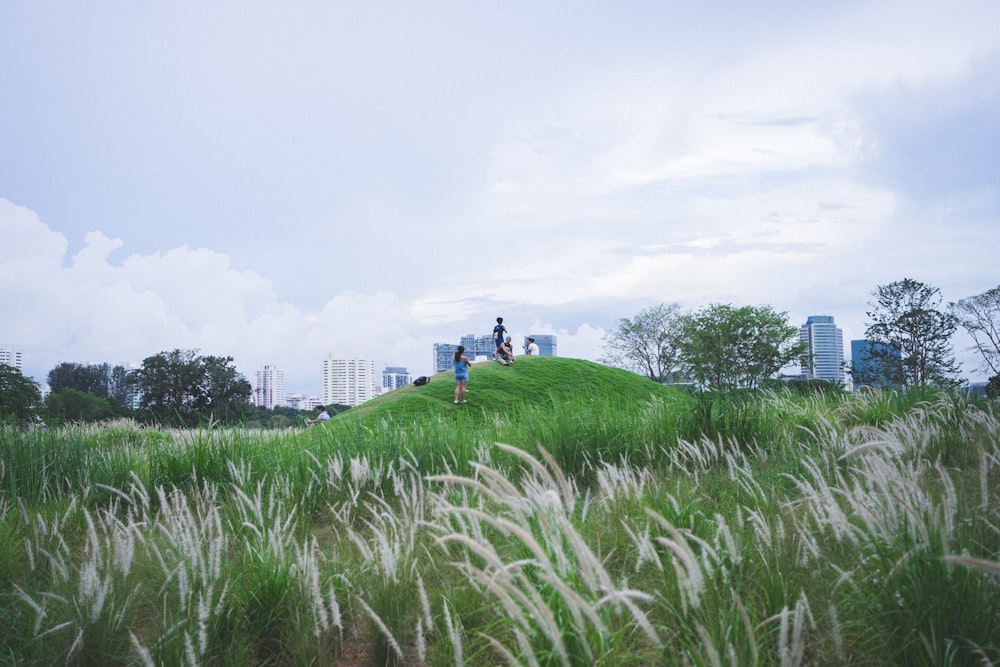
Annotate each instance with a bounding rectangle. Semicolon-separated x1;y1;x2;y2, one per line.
1;359;998;665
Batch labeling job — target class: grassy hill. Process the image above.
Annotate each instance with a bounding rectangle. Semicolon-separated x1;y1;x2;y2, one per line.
327;356;676;424
297;356;693;472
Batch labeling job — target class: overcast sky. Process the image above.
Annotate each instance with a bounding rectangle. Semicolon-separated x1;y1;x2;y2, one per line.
2;1;998;395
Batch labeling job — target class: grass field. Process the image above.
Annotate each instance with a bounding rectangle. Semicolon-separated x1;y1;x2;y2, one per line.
2;356;998;665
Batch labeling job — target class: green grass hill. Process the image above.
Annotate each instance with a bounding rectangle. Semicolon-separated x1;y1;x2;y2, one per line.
334;356;673;424
295;356;689;467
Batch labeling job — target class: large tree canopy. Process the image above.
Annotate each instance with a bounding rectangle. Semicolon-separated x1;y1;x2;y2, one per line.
0;365;42;425
600;302;683;382
864;278;961;388
44;388;118;424
46;361;134;409
677;303;806;391
47;362;109;396
132;349;251;424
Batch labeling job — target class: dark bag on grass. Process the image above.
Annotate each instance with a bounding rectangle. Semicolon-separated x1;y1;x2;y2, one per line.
413;376;429;386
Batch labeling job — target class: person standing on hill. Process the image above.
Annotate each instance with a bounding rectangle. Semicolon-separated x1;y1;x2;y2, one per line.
453;345;471;404
493;317;508;353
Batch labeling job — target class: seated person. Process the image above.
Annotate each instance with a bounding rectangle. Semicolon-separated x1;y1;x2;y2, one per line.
494;345;513;365
503;336;516;363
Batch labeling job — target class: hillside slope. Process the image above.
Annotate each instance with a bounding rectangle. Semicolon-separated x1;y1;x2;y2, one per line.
317;356;675;427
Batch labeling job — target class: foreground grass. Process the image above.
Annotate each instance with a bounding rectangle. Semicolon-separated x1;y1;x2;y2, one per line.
1;357;998;665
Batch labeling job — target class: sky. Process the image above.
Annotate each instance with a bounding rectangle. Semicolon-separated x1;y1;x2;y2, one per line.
2;0;999;395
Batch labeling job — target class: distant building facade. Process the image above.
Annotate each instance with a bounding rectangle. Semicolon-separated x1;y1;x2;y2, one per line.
0;345;23;371
460;334;495;360
382;366;412;391
524;334;557;357
286;393;322;411
433;343;459;373
321;355;375;407
254;365;286;409
799;316;845;384
851;339;901;388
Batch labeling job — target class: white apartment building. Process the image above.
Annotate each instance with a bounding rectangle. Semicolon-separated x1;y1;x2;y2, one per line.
0;345;23;371
321;355;375;407
254;365;286;409
286;393;322;411
799;315;846;384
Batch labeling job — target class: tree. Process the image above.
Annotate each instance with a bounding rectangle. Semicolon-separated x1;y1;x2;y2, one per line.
47;362;109;395
44;388;117;424
951;283;1000;380
676;303;807;391
132;349;252;424
864;278;961;388
987;374;1000;399
46;361;134;409
0;365;43;425
600;303;683;382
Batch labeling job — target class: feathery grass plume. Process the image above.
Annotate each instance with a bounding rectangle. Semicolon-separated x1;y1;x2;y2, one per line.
693;622;722;667
432;447;664;663
827;602;845;663
229;477;298;560
356;595;404;660
295;536;345;643
943;555;1000;577
416;573;434;633
344;468;431;664
442;596;464;666
757;594;811;667
129;630;156;667
782;456;857;545
646;509;707;611
594;457;655;505
621;519;664;572
480;629;533;667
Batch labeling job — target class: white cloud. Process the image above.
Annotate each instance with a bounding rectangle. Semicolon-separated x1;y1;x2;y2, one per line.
3;2;999;391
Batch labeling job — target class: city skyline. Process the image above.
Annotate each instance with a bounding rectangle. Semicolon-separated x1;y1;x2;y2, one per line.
3;2;998;393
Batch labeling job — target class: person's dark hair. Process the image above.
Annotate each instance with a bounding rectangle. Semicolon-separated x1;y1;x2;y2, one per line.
315;405;325;411
454;345;465;362
497;317;503;324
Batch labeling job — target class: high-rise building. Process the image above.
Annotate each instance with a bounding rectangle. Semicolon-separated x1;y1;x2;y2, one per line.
321;355;375;407
524;334;557;357
460;334;495;360
433;343;459;373
383;366;412;391
799;315;845;384
0;345;23;371
254;365;286;409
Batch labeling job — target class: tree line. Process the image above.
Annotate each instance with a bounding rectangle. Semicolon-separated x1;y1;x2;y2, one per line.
601;278;1000;395
1;348;348;428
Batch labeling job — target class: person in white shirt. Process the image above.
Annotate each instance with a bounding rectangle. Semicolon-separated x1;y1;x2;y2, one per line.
525;337;540;356
306;405;331;425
